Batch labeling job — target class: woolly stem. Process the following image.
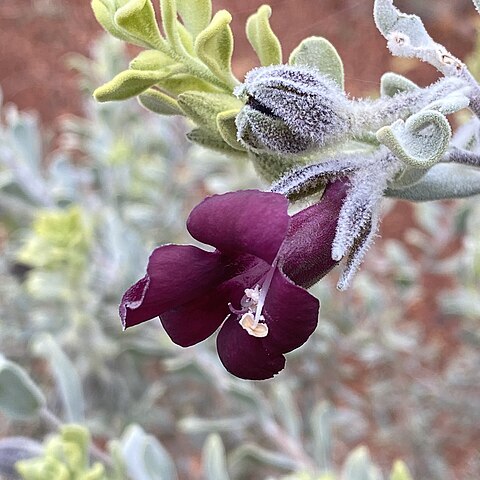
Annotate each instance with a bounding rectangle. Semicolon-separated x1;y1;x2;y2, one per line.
350;77;467;134
443;146;480;168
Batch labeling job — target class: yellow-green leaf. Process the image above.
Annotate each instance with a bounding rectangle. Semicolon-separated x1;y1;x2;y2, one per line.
178;91;242;133
114;0;164;49
177;0;212;38
194;10;235;85
176;20;195;54
390;460;413;480
138;89;182;115
93;67;179;102
216;109;246;151
246;5;282;66
159;0;184;52
289;36;344;89
91;0;138;44
159;74;221;95
187;128;242;156
129;49;173;70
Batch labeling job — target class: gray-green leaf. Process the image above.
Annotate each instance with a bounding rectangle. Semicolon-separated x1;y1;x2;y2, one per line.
121;424;177;480
380;72;419;97
32;334;85;423
377;110;451;168
0;356;45;420
272;384;301;441
289;37;344;89
202;434;230;480
373;0;463;76
341;447;376;480
310;401;333;472
386;163;480;201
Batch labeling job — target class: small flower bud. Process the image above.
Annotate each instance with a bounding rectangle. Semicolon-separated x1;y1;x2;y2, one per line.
235;65;351;154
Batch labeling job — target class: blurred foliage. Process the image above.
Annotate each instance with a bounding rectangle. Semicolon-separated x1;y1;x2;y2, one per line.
0;25;479;480
16;425;112;480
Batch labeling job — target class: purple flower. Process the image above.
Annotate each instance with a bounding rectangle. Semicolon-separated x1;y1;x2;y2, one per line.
120;180;348;380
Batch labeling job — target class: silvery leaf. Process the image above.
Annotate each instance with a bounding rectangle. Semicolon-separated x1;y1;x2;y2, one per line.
0;356;45;420
386;163;480;200
32;334;85;423
377;110;451;168
202;434;230;480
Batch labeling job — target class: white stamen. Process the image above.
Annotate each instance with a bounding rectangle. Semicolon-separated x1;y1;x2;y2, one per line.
244;285;261;304
230;263;278;338
253;263;277;328
239;312;269;337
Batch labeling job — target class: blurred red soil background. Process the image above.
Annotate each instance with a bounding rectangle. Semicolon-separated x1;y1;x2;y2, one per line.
1;0;479;476
1;0;477;124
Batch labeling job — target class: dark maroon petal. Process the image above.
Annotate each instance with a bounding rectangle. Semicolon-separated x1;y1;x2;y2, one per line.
157;255;270;348
120;245;228;329
160;287;230;347
187;190;290;264
279;179;349;288
217;317;286;380
262;270;319;354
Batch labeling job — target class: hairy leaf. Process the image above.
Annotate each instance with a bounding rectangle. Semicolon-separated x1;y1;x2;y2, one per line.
177;0;212;38
272;384;302;440
216;109;246;151
138;89;182;115
93;66;180;102
386;163;480;200
157;73;221;95
289;37;344;89
159;0;184;53
114;0;164;49
187;128;240;155
421;93;470;116
91;0;142;46
380;72;419;97
377;110;451;168
176;20;195;54
178;91;242;132
194;10;235;84
374;0;464;76
129;50;174;71
246;5;282;66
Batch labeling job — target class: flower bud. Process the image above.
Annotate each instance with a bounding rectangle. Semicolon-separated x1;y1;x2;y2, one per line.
235;65;351;154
